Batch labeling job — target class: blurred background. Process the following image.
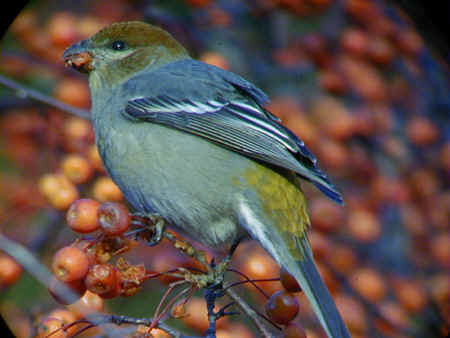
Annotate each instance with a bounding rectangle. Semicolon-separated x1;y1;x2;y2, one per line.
0;0;449;337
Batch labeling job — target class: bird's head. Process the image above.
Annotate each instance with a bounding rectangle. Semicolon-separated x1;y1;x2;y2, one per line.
62;21;189;88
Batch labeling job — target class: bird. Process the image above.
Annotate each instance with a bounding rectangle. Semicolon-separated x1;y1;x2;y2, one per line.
62;21;350;338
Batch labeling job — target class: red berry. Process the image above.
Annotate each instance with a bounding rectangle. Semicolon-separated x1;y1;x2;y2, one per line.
97;202;130;236
280;322;307;338
265;290;299;325
85;264;119;297
280;267;302;293
52;246;89;282
0;254;22;287
66;199;100;233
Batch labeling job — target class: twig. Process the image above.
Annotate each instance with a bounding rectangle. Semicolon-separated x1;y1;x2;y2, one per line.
225;277;280;290
0;74;91;119
225;288;275;338
0;233;115;337
226;267;272;299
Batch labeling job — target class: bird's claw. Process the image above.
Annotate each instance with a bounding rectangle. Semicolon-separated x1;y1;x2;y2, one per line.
146;214;165;246
130;213;165;246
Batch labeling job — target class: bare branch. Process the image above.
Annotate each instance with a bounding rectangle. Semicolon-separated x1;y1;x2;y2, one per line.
225;288;275;338
0;73;91;120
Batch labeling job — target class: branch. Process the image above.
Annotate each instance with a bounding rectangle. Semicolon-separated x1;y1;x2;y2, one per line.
73;314;200;338
225;288;275;338
0;73;91;120
0;233;191;337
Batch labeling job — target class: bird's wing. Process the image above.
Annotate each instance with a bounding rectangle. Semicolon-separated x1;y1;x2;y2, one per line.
122;60;343;204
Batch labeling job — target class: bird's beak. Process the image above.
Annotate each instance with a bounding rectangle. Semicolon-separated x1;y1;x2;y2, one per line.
62;39;94;73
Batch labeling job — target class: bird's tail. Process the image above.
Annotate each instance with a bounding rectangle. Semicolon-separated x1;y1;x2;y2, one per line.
292;237;350;338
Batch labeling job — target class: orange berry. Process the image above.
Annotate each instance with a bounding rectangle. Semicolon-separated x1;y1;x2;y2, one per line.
339;56;387;102
36;317;67;338
200;51;229;70
64;117;91;140
149;328;171;337
312;95;354;140
319;69;348;94
350;268;386;302
39;173;79;210
76;16;104;38
397;30;424;56
347;209;381;243
317;139;349;171
406;115;438;146
50;184;79;211
92;176;123;202
38;173;63;197
368;36;394;65
287;113;319;147
47;309;78;335
10;10;36;36
409;168;439;200
375;301;408;335
63;117;93;153
67;290;104;318
428;274;450;314
61;154;93;184
392;277;427;313
0;254;22;286
334;294;367;333
301;33;330;67
308;231;332;260
67;199;101;233
239;245;282;294
329;245;358;274
182;297;228;331
87;144;105;172
52;246;89;282
340;29;369;57
47;12;79;47
265;290;299;325
430;233;450;269
54;78;90;108
310;197;344;233
223;323;253;338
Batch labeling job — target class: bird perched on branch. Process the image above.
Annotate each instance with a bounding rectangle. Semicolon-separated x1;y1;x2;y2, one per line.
63;21;349;338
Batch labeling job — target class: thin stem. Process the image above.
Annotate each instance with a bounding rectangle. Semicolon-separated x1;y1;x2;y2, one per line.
225;288;275;338
227;267;271;299
225;277;280;290
0;74;91;119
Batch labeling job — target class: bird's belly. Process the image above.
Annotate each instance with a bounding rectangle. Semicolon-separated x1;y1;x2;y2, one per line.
96;121;247;248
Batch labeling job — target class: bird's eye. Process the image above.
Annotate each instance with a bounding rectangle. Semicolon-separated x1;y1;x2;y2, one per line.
111;40;126;51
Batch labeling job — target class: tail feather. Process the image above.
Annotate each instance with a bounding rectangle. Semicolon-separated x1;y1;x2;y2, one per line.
292;237;350;338
311;180;344;205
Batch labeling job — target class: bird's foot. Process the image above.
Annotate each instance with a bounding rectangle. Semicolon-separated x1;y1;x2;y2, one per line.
182;255;231;289
130;213;165;246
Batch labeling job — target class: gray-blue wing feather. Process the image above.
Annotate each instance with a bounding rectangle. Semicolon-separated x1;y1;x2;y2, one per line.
122;59;343;204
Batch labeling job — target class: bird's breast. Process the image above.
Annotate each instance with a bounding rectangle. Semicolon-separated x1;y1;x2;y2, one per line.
93;116;246;247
